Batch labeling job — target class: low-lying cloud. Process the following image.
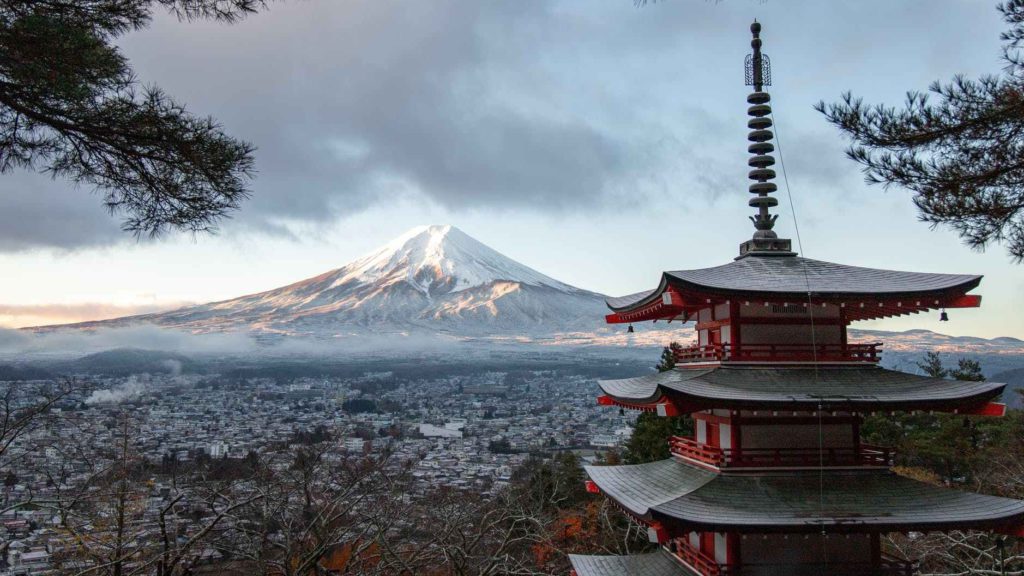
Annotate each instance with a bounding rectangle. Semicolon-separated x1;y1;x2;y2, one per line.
0;323;512;361
0;302;194;329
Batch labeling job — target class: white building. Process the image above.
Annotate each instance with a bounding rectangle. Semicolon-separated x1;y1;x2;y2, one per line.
419;424;463;438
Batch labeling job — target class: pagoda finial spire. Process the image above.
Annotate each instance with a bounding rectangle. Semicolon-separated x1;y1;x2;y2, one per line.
738;20;794;259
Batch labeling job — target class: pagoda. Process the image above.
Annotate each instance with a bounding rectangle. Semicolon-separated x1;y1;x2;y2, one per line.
570;22;1024;576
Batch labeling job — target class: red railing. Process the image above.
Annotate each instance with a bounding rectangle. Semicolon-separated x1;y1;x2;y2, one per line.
672;539;726;576
669;436;724;467
674;342;882;364
669;437;895;469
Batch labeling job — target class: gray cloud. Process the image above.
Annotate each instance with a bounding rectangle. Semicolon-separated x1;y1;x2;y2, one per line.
0;0;1004;250
0;171;125;251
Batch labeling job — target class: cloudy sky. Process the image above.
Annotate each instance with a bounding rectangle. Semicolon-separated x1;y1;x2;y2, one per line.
2;0;1022;338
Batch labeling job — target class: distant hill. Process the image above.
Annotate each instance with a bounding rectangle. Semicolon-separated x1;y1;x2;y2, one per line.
61;348;197;377
0;364;53;381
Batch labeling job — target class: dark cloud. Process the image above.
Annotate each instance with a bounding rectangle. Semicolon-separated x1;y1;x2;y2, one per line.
118;1;679;230
0;171;125;251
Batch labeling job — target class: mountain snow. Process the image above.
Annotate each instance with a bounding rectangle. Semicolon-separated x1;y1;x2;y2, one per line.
51;225;608;337
328;224;577;297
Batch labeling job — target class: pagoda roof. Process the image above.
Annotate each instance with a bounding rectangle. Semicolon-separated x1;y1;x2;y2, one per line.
569;549;697;576
585;460;1024;533
598;365;1004;412
607;254;981;313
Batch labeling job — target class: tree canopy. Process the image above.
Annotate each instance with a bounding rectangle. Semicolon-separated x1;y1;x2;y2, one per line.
622;342;693;464
817;1;1024;261
0;0;262;236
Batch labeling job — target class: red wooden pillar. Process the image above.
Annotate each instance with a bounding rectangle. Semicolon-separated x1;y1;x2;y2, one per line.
852;415;862;464
726;532;740;567
730;300;742;360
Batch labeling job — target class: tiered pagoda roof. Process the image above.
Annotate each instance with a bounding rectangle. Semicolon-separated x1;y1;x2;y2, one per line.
598;365;1005;413
606;257;982;324
586;459;1024;534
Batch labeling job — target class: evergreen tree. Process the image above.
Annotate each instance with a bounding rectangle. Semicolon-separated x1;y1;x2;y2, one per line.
623;412;692;464
917;351;949;378
623;341;693;464
950;358;986;382
817;1;1024;260
865;352;991;483
0;0;261;236
655;341;683;372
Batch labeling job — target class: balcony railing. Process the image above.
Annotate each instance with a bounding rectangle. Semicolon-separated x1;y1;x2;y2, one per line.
671;539;728;576
674;342;882;364
669;436;895;469
669;436;724;467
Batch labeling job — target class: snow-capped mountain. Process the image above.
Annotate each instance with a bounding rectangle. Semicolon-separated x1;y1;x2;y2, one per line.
47;225;608;337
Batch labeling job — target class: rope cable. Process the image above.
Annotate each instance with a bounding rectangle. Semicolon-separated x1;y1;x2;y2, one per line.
770;104;830;562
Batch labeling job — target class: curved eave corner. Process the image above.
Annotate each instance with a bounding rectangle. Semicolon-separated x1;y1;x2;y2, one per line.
583;459;718;519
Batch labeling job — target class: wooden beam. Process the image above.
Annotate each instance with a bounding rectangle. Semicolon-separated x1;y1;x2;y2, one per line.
945;294;982;308
962;402;1007;417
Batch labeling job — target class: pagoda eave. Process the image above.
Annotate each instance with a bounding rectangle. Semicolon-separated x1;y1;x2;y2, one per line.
586;460;1024;536
569;549;698;576
605;257;983;324
597;366;1006;414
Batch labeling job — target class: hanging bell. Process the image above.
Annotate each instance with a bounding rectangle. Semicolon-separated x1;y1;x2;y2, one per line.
627;324;635;333
939;309;949;322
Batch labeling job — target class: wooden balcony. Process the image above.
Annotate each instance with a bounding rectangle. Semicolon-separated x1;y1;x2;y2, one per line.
669;436;895;469
671;538;727;576
674;342;882;365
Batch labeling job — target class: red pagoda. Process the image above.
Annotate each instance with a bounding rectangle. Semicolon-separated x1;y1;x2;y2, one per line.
570;22;1024;576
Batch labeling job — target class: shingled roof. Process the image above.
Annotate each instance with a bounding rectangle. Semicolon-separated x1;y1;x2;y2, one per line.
586;459;1024;533
607;255;981;312
569;550;698;576
597;366;1004;411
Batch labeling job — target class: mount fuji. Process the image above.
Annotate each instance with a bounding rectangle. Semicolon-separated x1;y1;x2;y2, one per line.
43;225;610;338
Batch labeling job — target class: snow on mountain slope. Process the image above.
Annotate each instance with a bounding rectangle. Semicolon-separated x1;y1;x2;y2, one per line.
332;224;576;296
45;225;608;337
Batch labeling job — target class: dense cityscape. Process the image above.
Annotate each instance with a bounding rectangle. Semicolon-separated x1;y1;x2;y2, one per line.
0;362;637;575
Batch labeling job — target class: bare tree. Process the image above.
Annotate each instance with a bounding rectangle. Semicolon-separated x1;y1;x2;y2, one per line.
48;412;259;576
220;446;407;576
0;377;84;514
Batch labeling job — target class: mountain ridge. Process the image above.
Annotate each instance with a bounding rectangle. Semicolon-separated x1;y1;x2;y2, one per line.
32;225;608;338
